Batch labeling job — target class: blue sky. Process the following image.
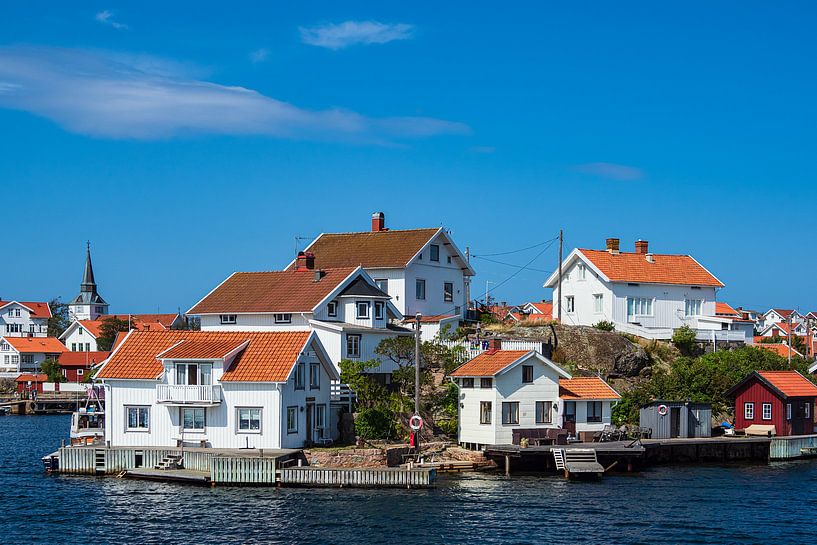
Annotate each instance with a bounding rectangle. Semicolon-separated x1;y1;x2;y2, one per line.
2;2;816;314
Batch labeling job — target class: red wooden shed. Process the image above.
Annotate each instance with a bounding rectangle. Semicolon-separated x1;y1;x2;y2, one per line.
726;370;817;436
16;373;48;396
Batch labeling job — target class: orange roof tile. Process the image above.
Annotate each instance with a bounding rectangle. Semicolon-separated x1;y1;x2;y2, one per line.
450;350;530;377
16;373;48;383
409;314;458;323
757;370;817;397
188;268;356;315
158;339;248;360
0;301;52;318
104;314;179;328
756;343;804;358
578;249;723;287
96;330;312;382
715;302;739;316
292;228;441;270
77;320;104;338
3;336;67;353
559;377;620;399
58;351;110;366
529;301;553;317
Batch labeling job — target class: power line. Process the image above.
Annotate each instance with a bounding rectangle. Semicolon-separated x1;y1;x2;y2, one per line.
472;236;559;257
471;255;550;273
476;237;559;302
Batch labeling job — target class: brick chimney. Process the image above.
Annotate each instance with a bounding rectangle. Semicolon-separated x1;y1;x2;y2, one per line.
487;338;502;351
371;212;388;232
606;238;620;255
635;240;649;255
295;251;315;271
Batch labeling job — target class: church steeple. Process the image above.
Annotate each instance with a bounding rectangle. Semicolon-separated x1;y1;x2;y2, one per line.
69;242;109;321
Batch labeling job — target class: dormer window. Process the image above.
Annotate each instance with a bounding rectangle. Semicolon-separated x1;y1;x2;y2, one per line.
374;301;384;320
274;313;292;324
220;314;237;324
327;301;338;318
356;302;370;319
430;244;440;262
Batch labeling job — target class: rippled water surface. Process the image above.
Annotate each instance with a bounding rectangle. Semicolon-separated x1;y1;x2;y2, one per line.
2;415;817;544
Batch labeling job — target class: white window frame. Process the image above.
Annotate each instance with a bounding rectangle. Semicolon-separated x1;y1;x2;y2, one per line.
125;406;150;431
762;403;772;420
181;407;206;432
287;406;298;434
443;282;454;303
220;314;237;325
327;301;338;318
236;407;262;434
535;401;552;424
593;294;603;314
356;302;370;319
346;334;361;358
501;401;520;425
684;299;702;317
565;296;575;313
416;279;426;300
786;403;792;420
577;263;586;280
274;313;292;324
480;401;492;425
744;402;754;420
627;297;654;317
309;362;320;389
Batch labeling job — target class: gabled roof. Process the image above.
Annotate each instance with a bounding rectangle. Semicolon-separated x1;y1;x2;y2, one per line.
2;336;67;353
0;301;52;318
527;301;553;316
715;302;739;317
157;339;248;360
16;373;48;383
95;330;330;383
727;370;817;399
338;276;389;298
104;314;180;328
756;343;804;359
765;308;802;319
187;267;357;315
559;377;621;399
450;349;570;379
760;322;805;336
290;228;476;275
58;351;110;366
545;248;723;287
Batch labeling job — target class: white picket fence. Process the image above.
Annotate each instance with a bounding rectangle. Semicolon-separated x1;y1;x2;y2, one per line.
440;339;547;363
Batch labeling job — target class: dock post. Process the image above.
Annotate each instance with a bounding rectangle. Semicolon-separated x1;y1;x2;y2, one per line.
504;454;510;476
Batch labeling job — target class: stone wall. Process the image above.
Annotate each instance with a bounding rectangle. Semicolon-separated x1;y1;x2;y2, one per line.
304;446;411;468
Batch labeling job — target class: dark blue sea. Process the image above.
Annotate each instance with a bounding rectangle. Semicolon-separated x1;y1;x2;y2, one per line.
1;415;816;545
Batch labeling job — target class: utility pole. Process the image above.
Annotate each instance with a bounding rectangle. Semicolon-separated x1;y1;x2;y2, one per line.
414;313;422;453
557;229;563;323
464;246;471;317
788;314;792;366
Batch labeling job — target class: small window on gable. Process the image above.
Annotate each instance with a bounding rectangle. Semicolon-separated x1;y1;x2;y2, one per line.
356;302;370;319
374;301;384;320
577;263;586;280
220;314;237;324
327;301;338;318
274;313;292;324
430;244;440;262
447;256;452;264
522;365;534;383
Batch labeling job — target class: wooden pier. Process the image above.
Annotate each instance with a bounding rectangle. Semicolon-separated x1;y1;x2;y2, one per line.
280;467;435;488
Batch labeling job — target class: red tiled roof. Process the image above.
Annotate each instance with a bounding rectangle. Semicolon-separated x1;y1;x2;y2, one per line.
758;370;817;397
0;301;52;318
3;336;67;353
96;330;311;382
578;249;723;287
58;351;110;366
188;268;356;315
104;314;179;328
715;302;739;316
559;377;621;399
450;350;530;377
291;228;441;270
158;339;248;360
409;314;457;323
756;343;804;358
771;309;795;318
77;320;104;338
529;301;553;317
16;373;48;383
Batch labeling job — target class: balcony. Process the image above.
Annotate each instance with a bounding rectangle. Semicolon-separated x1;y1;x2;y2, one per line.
156;384;222;405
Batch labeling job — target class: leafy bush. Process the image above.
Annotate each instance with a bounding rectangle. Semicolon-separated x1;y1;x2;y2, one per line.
759;336;783;344
354;408;395;439
671;325;698;356
40;358;65;383
592;320;616;332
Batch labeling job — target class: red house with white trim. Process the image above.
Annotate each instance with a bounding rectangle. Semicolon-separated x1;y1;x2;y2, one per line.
58;351;110;382
726;371;817;436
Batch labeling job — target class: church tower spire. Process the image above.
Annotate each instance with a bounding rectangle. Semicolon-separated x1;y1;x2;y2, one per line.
69;242;109;321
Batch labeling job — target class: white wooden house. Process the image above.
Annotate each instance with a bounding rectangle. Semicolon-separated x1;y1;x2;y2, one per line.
0;300;50;337
95;329;339;449
0;336;67;377
450;348;571;449
761;309;805;331
187;262;411;377
289;212;475;337
544;238;748;342
558;377;621;439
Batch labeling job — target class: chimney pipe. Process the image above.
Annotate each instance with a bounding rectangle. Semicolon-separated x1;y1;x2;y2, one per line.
606;238;620;254
371;212;387;232
635;240;649;255
295;251;315;271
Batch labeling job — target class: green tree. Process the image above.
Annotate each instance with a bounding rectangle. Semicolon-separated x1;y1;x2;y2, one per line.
40;358;65;383
47;298;71;337
671;325;698;356
97;317;131;351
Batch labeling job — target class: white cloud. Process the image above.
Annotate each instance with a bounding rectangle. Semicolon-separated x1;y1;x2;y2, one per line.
0;46;469;141
299;21;414;50
576;162;644;181
95;10;128;30
250;48;270;64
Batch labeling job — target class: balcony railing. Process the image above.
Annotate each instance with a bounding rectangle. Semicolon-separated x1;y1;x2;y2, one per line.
156;384;222;405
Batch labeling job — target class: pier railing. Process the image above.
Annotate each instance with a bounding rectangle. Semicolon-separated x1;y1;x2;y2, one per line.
156;384;222;405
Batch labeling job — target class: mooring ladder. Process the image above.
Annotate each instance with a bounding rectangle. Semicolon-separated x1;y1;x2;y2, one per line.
94;448;106;473
552;448;566;471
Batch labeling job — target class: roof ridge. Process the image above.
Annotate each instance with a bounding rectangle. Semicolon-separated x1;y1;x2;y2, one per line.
320;227;440;236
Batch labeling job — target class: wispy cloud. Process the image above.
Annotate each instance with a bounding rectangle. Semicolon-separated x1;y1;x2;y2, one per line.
575;162;644;181
0;46;469;141
249;48;270;64
95;10;128;30
299;21;414;50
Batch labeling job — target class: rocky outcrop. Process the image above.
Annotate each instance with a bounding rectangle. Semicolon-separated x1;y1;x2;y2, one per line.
499;324;651;378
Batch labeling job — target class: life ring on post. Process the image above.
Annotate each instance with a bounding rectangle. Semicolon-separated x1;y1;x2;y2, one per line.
657;404;669;417
409;414;424;431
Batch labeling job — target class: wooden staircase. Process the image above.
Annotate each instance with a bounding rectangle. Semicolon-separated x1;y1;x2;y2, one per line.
552;448;566;471
155;454;184;470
